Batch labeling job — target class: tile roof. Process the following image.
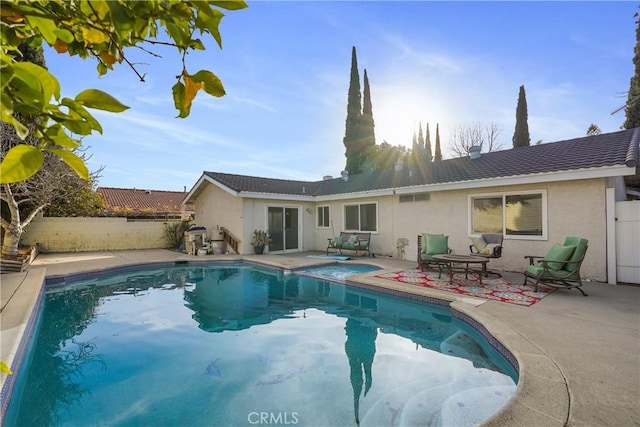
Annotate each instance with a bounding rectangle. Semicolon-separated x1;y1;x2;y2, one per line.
97;187;191;212
202;128;640;197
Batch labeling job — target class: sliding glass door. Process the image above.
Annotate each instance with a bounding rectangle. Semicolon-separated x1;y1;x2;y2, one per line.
267;206;299;252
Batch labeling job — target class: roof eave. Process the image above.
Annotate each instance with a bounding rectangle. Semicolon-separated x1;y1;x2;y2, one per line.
317;165;635;200
183;174;240;204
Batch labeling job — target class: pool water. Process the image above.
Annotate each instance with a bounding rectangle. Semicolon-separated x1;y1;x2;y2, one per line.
294;263;380;282
5;263;517;426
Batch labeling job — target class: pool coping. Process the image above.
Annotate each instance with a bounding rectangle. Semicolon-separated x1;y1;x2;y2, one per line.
0;254;568;426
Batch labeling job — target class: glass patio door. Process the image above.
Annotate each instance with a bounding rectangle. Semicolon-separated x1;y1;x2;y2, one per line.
267;206;299;252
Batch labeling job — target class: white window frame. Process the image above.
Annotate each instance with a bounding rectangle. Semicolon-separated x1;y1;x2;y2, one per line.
343;202;378;233
468;189;547;240
316;205;330;229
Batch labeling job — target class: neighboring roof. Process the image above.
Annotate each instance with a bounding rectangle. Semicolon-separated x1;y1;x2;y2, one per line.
97;187;192;213
187;128;640;202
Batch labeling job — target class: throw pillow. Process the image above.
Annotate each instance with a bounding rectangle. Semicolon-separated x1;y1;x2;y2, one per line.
421;233;442;254
426;234;449;255
480;243;500;255
471;236;487;253
331;236;343;246
544;244;576;271
347;234;358;245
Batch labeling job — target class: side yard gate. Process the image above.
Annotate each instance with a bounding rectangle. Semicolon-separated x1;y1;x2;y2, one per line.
615;201;640;284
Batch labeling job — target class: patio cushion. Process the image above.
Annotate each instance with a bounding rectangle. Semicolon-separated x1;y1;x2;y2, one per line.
471;236;487;252
563;237;588;271
331;236;343;247
544;244;576;271
481;243;500;255
425;234;449;255
347;234;358;245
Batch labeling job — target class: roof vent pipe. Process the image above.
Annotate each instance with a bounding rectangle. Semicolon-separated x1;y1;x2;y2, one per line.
341;170;349;181
469;145;481;160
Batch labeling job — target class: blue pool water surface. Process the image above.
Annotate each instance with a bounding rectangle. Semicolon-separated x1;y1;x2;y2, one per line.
5;263;517;426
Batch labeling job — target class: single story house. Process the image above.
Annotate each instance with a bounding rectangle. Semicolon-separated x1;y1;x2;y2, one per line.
183;128;640;283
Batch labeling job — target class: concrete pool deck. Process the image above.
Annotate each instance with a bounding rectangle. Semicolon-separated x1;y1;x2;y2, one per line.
1;249;638;426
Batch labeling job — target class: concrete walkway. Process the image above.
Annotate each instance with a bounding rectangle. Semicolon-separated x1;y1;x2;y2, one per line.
1;249;638;426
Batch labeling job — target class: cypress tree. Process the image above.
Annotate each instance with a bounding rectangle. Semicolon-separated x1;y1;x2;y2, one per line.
424;122;433;162
624;13;640;129
512;85;530;148
434;123;443;161
361;68;376;149
344;46;363;174
417;122;424;150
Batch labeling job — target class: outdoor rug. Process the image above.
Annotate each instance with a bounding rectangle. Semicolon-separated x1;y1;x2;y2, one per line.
375;269;553;306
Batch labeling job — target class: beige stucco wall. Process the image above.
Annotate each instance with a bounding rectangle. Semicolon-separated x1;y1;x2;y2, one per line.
242;198;316;254
20;216;175;252
313;179;608;281
191;182;243;250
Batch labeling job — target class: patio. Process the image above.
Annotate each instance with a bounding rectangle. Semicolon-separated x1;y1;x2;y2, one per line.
2;249;638;426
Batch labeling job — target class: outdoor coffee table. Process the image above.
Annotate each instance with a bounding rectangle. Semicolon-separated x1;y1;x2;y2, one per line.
432;254;490;285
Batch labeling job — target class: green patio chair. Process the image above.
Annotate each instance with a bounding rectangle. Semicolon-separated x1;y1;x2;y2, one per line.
523;236;589;296
417;233;451;271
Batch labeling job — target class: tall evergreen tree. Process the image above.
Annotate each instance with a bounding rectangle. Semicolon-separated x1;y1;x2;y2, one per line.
417;123;424;150
512;85;530;148
361;69;376;149
624;12;640;129
434;123;443;161
424;122;433;162
343;46;363;174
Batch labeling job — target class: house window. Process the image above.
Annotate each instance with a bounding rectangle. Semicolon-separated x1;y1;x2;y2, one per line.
344;202;377;232
317;205;330;228
470;190;546;239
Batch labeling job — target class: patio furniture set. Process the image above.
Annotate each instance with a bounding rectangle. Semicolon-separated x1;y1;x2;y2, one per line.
329;230;589;296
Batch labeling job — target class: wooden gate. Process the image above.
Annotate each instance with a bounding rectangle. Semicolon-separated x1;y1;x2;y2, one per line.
616;201;640;284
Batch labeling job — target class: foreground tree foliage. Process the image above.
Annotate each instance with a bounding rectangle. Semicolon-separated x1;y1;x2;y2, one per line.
0;0;247;183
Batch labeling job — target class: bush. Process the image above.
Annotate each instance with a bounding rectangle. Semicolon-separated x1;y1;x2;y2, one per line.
162;220;192;249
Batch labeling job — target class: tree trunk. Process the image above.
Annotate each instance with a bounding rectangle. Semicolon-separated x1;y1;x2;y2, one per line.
1;225;22;258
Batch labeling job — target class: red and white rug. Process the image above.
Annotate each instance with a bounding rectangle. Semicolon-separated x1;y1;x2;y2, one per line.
375;269;553;306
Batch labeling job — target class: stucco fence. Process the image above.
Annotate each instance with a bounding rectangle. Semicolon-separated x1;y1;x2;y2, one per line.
20;216;181;252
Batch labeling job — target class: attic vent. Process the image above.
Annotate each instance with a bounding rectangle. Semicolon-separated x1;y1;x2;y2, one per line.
145;190;152;194
323;175;333;181
399;193;430;203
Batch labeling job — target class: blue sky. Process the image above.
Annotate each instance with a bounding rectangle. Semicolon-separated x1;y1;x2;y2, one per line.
44;1;637;191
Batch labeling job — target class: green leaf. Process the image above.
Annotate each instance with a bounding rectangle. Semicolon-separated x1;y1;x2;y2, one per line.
48;149;89;180
194;7;224;48
191;70;225;97
209;1;249;11
61;98;103;133
172;81;189;118
0;360;12;375
0;145;45;183
44;124;82;149
75;89;129;112
12;62;60;102
25;15;58;45
54;28;75;44
0;106;29;139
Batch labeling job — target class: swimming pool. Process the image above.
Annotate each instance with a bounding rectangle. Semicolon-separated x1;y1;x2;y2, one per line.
5;262;517;426
293;263;381;282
